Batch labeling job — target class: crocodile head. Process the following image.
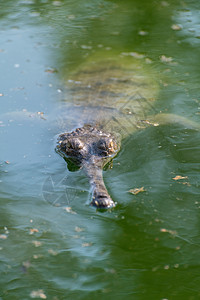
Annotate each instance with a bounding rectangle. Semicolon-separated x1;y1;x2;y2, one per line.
57;125;120;209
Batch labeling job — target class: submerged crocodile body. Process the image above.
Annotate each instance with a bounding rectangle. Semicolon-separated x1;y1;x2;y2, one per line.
56;53;159;209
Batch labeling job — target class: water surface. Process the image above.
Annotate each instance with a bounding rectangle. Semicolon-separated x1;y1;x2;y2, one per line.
0;0;200;299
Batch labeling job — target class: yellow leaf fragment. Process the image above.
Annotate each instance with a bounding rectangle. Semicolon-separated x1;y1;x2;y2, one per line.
182;182;191;186
173;175;188;180
129;187;145;195
29;228;39;234
160;228;177;235
30;290;47;299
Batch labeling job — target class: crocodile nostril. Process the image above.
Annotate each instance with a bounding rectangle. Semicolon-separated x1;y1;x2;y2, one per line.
91;192;115;208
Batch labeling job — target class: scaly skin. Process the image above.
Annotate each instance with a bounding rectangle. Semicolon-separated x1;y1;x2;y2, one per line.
57;125;119;208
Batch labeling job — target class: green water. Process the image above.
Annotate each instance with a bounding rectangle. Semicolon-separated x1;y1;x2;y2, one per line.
1;0;200;299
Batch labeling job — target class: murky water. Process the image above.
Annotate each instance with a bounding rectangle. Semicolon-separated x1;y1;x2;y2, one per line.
1;0;200;299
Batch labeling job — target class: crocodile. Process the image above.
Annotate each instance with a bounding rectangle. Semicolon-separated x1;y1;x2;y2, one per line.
56;52;162;209
57;53;200;209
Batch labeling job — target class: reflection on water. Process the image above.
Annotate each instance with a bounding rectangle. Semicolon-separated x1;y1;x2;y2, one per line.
0;0;200;299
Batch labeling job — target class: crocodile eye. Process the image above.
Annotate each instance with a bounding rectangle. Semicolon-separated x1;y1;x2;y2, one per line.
97;139;107;150
66;141;73;149
63;138;83;151
70;138;84;150
96;138;116;156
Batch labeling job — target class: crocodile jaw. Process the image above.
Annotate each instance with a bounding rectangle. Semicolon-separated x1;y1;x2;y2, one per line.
83;157;116;209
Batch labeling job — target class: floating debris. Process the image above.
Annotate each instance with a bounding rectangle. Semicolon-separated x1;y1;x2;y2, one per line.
63;206;77;214
29;228;39;235
173;175;188;180
182;182;191;187
121;52;145;59
145;58;152;64
48;249;58;256
171;24;182;31
75;226;84;232
164;265;170;270
32;240;42;247
45;68;58;73
141;120;159;127
37;112;46;120
52;1;62;6
129;187;146;195
138;30;148;36
160;228;177;235
160;55;173;63
30;290;47;299
81;45;92;50
0;234;7;240
82;242;93;247
33;254;43;259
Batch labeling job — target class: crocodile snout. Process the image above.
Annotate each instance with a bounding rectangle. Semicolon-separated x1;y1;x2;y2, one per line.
57;125;120;209
91;188;115;209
